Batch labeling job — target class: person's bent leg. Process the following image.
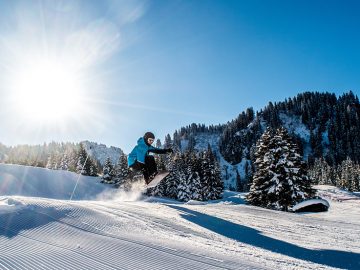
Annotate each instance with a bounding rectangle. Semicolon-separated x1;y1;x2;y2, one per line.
129;161;146;180
145;155;158;183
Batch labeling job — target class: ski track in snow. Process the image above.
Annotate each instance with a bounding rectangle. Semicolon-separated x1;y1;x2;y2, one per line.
1;195;359;270
0;197;261;270
0;164;360;270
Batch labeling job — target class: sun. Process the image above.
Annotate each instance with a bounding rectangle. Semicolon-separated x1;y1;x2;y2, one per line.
9;57;85;123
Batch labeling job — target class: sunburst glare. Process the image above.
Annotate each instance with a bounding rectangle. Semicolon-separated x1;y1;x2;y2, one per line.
0;0;147;143
8;56;85;123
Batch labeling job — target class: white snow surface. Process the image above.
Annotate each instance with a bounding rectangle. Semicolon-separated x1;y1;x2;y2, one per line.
0;163;111;200
1;165;360;270
0;198;25;215
292;198;330;212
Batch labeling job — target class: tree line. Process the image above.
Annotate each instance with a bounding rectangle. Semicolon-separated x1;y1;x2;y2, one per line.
100;144;223;202
0;142;100;176
309;157;360;192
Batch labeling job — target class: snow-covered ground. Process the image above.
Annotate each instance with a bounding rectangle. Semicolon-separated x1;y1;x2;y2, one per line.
0;163;109;200
1;165;359;270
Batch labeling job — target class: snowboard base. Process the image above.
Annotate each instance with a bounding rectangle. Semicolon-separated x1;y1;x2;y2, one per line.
146;171;170;188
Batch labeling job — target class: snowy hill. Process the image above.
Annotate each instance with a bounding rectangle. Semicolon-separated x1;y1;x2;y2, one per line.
1;164;360;269
0;163;110;200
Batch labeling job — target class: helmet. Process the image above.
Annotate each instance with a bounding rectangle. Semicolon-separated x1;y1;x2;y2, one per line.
144;132;155;141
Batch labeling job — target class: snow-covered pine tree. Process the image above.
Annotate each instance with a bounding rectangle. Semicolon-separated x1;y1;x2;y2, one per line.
200;150;211;200
175;153;190;201
187;151;202;201
163;134;172;149
113;152;130;188
246;127;274;207
187;135;196;152
244;160;253;191
156;139;161;149
279;127;315;206
198;145;223;200
177;176;191;201
308;158;333;185
46;152;61;170
102;157;114;184
76;143;98;176
76;144;88;175
339;157;355;191
206;145;223;200
236;169;242;192
267;127;308;210
247;127;315;211
353;163;360;191
46;155;55;169
67;147;78;172
334;164;342;188
151;177;166;197
59;154;69;170
90;162;99;177
162;154;179;199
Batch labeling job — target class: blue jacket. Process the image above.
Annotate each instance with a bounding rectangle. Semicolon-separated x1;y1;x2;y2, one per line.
128;137;166;167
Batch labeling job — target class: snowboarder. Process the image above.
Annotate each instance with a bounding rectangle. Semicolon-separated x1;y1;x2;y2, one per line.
128;132;173;184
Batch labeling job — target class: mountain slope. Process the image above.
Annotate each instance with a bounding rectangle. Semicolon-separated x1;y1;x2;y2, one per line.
173;91;360;189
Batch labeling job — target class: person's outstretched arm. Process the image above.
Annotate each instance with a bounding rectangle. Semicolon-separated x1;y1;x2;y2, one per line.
148;147;173;154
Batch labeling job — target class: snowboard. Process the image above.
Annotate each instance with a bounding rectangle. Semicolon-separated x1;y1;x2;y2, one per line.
146;171;170;188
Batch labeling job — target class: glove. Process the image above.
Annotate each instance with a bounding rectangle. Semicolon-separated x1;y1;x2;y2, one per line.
166;148;173;153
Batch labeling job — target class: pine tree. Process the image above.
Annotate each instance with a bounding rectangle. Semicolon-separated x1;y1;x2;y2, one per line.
174;153;189;201
207;146;223;200
200;150;211;200
236;169;243;192
90;162;99;177
244;160;253;191
353;163;360;191
163;154;179;199
59;154;69;170
68;147;79;172
247;127;315;211
46;155;55;169
187;152;202;200
76;143;98;176
187;135;196;151
308;158;333;185
176;160;191;201
339;157;355;191
76;144;88;174
199;145;223;200
246;127;274;207
114;152;130;188
102;157;114;184
280;127;315;205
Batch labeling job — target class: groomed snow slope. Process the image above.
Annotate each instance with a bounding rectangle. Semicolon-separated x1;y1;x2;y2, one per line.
1;165;360;270
0;163;110;200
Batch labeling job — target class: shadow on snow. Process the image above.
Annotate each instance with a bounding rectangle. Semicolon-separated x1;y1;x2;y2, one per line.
167;205;360;270
0;204;70;238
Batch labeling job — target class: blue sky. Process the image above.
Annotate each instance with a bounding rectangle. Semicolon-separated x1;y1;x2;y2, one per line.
0;0;359;153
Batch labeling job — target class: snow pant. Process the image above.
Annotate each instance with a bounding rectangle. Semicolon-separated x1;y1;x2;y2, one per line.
129;155;157;184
